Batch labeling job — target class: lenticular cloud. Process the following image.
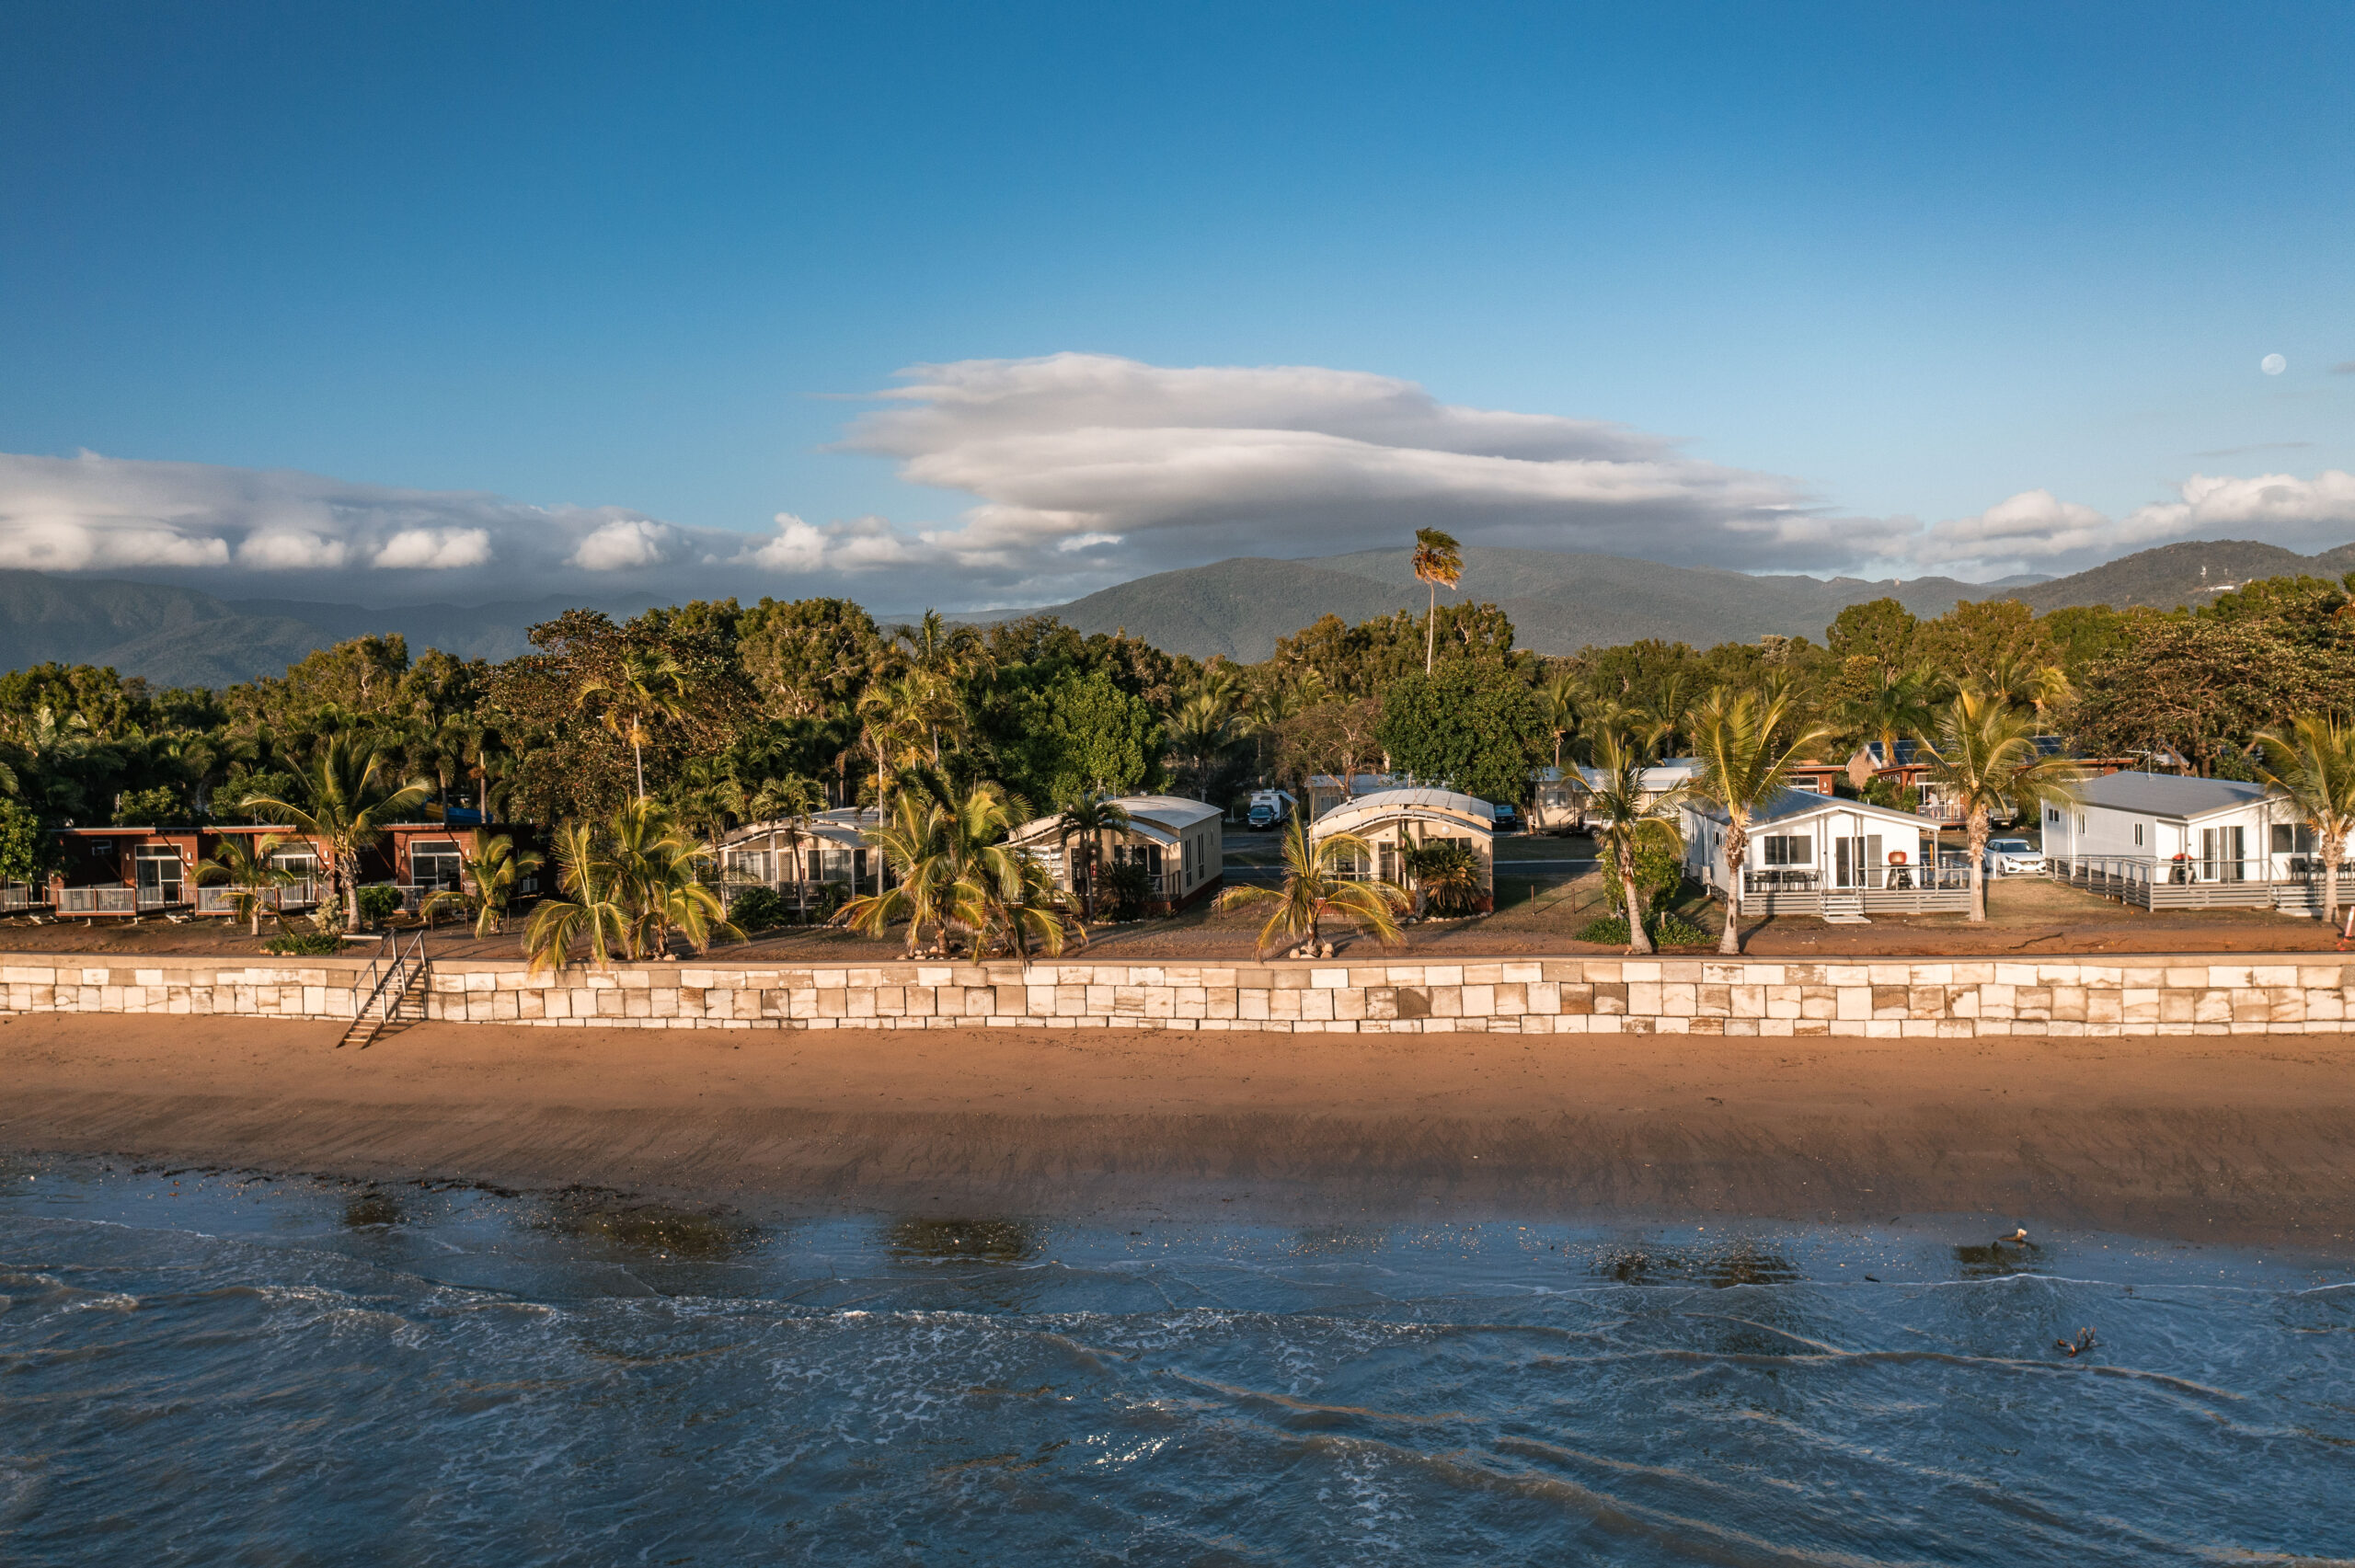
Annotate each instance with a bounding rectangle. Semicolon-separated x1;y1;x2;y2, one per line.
820;352;1888;578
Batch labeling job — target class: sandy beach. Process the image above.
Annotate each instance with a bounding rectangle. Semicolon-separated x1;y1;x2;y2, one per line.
5;1013;2351;1251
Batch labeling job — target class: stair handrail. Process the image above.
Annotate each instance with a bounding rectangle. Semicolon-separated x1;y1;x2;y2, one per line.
349;927;430;1026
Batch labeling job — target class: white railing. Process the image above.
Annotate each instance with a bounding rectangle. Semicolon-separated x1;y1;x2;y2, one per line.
195;877;321;915
1740;864;1970;895
55;886;136;914
0;883;36;910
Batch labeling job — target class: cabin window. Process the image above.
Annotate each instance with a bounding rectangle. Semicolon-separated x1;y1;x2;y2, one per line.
1762;834;1811;866
409;839;463;889
2046;807;2061;826
2273;825;2315;853
2133;823;2143;847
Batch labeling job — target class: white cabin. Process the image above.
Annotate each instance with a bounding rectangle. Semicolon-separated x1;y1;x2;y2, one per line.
1309;786;1497;901
1007;794;1224;910
718;807;886;895
1681;788;1967;916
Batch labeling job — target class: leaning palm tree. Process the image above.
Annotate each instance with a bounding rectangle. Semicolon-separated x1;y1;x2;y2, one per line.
1216;817;1408;959
1582;728;1689;956
1910;690;2084;921
1053;791;1132;923
579;648;690;801
523;821;631;972
2250;714;2355;932
1410;527;1464;675
240;737;435;932
195;832;293;936
1835;664;1936;774
1686;687;1833;954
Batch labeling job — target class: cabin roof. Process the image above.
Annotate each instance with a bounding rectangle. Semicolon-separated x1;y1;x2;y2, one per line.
1312;787;1496;837
2072;771;2266;820
1683;787;1942;830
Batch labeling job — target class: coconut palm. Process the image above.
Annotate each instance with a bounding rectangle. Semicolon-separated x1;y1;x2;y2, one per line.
457;833;544;937
1166;692;1243;800
1053;791;1132;922
1216;817;1408;959
578;648;690;801
1836;665;1937;773
240;736;435;931
2250;714;2355;931
746;773;827;921
1411;527;1464;675
523;822;631;972
1538;670;1581;773
1685;687;1833;954
195;832;293;936
603;795;731;958
1581;727;1689;956
1909;690;2084;921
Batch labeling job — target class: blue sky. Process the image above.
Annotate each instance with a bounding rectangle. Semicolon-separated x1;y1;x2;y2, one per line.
2;2;2350;608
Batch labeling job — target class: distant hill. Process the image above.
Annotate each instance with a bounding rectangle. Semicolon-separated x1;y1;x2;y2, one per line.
1;534;2349;685
966;539;2355;659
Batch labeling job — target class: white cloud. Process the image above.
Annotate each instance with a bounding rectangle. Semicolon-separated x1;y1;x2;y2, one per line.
808;353;1896;590
569;517;680;571
1919;471;2355;575
373;528;493;570
0;451;712;595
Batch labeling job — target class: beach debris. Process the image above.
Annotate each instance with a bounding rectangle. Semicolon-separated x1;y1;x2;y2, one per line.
2055;1327;2099;1357
2001;1228;2028;1244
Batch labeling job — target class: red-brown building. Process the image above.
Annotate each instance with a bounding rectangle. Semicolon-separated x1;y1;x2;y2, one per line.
37;822;538;919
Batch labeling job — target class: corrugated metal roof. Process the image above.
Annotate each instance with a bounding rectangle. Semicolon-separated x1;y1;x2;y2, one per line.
2074;771;2265;818
1685;786;1940;828
1312;787;1496;835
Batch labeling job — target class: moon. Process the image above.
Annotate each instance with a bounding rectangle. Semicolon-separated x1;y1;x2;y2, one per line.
2262;353;2287;375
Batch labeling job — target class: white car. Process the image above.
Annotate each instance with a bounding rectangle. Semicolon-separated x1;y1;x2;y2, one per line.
1982;838;2044;876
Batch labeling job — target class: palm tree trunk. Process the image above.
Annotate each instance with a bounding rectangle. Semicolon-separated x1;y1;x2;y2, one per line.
1425;583;1437;675
1619;842;1654;956
1719;820;1746;956
2324;839;2342;932
1967;808;1991;922
633;739;645;802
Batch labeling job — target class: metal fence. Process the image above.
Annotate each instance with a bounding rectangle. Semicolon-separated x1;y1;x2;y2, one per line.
54;886;136;915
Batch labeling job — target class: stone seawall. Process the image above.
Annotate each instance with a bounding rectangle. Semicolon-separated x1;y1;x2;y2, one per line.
5;952;2353;1036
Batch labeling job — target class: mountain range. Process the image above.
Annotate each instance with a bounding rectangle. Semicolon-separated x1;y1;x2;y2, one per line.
0;535;2350;686
964;537;2355;660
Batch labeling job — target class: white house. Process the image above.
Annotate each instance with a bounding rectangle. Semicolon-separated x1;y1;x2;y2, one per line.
1007;794;1224;910
1680;787;1966;918
718;807;886;899
1540;758;1705;832
1309;786;1497;902
2042;772;2352;912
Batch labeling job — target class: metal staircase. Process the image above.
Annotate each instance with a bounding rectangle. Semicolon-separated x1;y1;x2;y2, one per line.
340;929;430;1048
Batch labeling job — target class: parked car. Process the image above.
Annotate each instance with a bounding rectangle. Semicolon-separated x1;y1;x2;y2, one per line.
1245;790;1296;830
1982;837;2044;876
1490;802;1519;834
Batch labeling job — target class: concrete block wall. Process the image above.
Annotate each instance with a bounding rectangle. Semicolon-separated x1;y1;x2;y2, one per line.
4;952;2353;1036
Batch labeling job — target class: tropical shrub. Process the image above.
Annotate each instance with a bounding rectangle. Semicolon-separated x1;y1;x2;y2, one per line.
729;885;790;932
1578;912;1712;947
1402;840;1483;916
263;930;343;956
356;884;404;925
1598;838;1685;919
1099;860;1151;921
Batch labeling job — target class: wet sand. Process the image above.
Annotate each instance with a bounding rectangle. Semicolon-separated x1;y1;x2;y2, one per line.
4;1013;2352;1252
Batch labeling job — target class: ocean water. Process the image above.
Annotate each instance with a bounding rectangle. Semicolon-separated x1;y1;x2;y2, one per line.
2;1159;2349;1565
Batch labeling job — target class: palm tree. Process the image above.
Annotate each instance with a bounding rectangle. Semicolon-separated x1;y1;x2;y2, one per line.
1166;693;1242;800
240;737;435;931
1836;665;1937;774
1685;687;1832;954
457;833;544;937
2251;714;2355;931
579;648;690;800
523;822;631;972
1411;527;1464;675
1581;728;1689;956
1910;690;2084;921
839;787;963;956
1216;817;1408;959
746;773;826;921
1053;791;1132;922
195;832;293;936
1538;670;1581;774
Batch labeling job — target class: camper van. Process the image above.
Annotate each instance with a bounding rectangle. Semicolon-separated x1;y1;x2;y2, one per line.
1245;790;1296;830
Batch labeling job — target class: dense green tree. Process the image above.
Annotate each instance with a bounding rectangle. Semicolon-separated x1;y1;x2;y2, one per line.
1376;661;1546;804
1824;598;1919;672
995;668;1163;810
